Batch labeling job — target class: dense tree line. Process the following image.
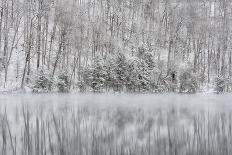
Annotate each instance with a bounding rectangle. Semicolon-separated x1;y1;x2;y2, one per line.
0;0;232;93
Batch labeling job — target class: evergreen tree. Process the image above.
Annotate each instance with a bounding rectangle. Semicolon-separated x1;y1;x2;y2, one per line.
125;59;139;92
57;71;70;92
137;59;152;92
112;53;129;92
179;68;198;93
83;57;108;92
33;70;53;93
214;75;231;93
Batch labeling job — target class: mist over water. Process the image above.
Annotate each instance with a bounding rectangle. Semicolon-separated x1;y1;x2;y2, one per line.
0;93;231;112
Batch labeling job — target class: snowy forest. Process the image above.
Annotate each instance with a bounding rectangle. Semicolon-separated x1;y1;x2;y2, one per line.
2;1;232;155
0;0;232;93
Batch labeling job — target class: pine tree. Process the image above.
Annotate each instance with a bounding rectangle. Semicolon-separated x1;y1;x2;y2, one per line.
33;70;53;93
179;68;198;93
125;59;139;92
57;71;70;92
214;75;231;93
137;59;152;92
83;57;108;92
112;53;129;92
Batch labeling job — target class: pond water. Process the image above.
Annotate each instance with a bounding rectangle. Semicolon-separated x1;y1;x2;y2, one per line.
0;93;232;154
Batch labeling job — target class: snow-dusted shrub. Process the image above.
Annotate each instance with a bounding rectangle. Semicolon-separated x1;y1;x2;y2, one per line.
214;76;231;93
57;72;70;93
77;80;87;93
179;69;198;93
33;70;53;93
124;57;156;93
154;68;178;93
83;57;108;92
153;60;179;93
154;75;177;93
153;84;168;93
125;51;156;93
